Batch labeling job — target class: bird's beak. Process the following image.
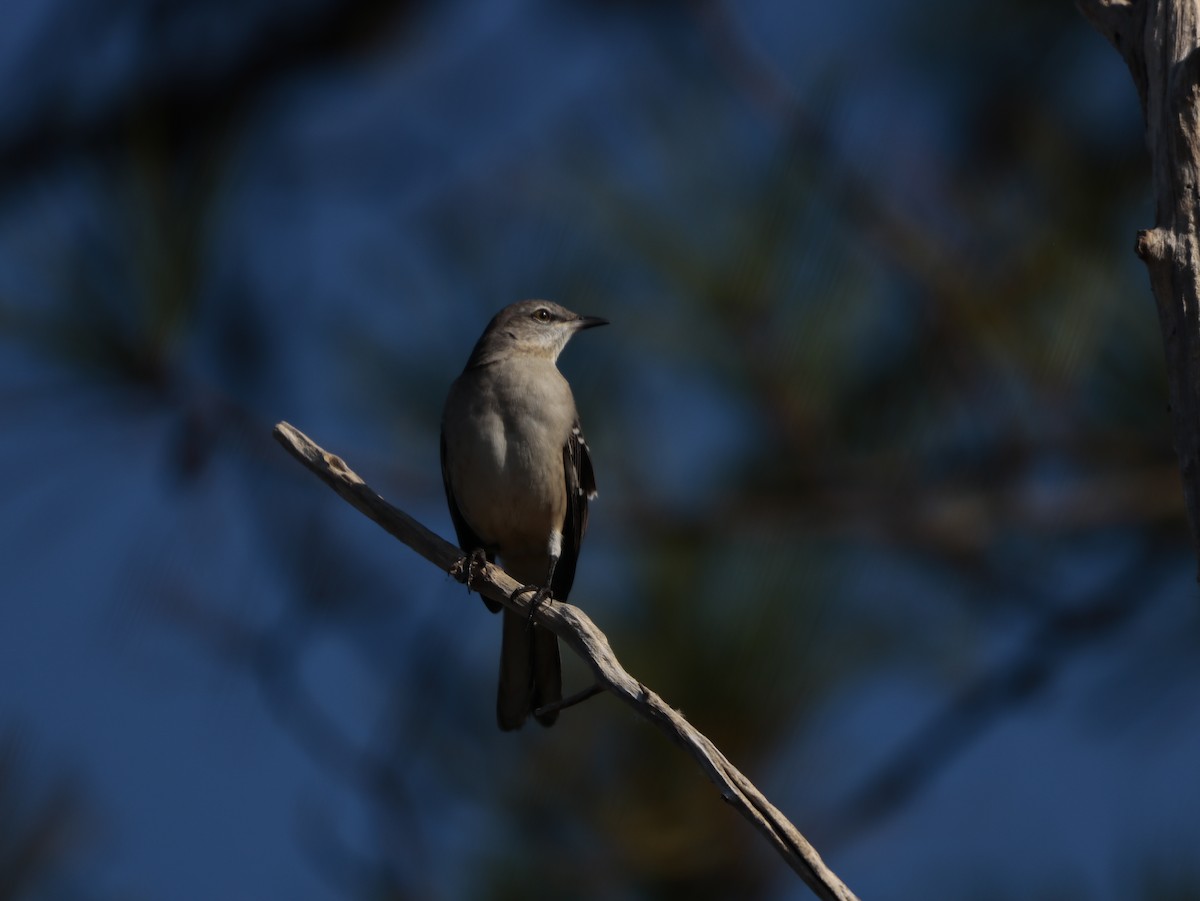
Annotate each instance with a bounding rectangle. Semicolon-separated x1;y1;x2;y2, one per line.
574;315;609;331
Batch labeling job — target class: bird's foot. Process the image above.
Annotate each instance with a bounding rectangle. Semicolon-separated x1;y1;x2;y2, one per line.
451;548;490;591
511;583;554;626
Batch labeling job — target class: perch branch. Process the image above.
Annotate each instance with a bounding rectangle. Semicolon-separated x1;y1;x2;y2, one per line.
272;421;859;901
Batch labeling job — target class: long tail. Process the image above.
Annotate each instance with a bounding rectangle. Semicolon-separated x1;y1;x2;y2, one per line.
497;609;562;730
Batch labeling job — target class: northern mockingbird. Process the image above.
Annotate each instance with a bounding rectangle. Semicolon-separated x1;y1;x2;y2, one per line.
441;300;607;730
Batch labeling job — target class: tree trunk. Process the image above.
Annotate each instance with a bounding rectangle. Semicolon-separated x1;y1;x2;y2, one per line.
1078;0;1200;578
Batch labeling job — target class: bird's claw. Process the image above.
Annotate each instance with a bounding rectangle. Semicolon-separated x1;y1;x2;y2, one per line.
512;583;553;626
453;548;489;591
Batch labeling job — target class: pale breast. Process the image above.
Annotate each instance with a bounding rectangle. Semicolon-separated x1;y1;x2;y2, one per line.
444;359;574;556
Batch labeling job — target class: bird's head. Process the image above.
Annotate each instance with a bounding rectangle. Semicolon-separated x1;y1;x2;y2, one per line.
468;300;608;367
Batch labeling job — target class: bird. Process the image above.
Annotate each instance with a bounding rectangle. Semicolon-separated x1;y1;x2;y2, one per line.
440;300;606;730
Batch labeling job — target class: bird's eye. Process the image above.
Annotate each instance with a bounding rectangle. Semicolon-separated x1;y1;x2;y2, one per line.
533;308;551;322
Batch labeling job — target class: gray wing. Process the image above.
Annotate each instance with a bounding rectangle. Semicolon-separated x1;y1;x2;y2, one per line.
441;429;501;613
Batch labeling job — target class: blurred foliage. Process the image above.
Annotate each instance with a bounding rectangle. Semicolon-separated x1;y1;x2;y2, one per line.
1;1;1198;900
0;733;87;901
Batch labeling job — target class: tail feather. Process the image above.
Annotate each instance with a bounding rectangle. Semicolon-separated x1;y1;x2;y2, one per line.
496;609;562;730
531;624;562;727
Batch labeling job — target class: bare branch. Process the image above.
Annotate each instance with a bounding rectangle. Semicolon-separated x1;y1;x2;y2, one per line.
272;421;860;901
533;682;606;719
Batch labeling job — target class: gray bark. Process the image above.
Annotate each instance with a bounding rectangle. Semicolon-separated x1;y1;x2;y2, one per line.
1079;0;1200;577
